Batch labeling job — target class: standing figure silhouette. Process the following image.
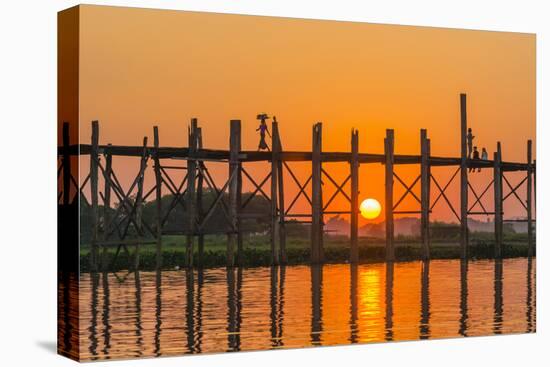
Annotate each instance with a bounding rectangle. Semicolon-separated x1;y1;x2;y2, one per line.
256;113;271;151
469;146;480;173
467;128;475;159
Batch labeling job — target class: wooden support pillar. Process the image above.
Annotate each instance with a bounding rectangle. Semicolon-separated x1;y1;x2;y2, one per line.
420;129;431;260
237;157;244;266
385;129;395;262
62;122;71;206
236;130;243;265
350;129;359;263
153;127;163;270
228;120;241;267
90;120;99;272
311;123;323;263
273;119;286;264
134;137;148;271
460;93;469;259
270;122;280;265
186;119;198;268
527;140;534;257
196;127;205;265
494;142;503;258
102;145;112;270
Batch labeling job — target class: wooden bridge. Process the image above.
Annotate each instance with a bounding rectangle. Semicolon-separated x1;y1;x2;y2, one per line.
58;94;536;271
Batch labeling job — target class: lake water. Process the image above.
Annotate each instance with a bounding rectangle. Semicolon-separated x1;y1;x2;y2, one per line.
65;258;536;361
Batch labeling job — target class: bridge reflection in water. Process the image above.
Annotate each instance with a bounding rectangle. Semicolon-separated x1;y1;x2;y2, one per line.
67;258;535;361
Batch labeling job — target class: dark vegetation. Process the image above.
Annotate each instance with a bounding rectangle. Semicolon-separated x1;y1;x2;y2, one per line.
79;191;534;272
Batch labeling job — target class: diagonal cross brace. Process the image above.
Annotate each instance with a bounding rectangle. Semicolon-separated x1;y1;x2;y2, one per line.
430;167;460;211
431;173;460;222
198;167;238;232
502;174;528;211
241;168;272;209
322;171;351;211
468;179;494;213
393;173;421;211
284;161;313;215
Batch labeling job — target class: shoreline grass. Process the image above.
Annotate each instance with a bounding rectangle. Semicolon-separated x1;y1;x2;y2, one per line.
79;234;535;272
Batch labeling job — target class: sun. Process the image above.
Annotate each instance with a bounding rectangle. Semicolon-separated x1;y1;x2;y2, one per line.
360;198;382;219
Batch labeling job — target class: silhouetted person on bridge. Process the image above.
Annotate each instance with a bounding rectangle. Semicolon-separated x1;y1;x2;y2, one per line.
480;147;488;172
469;146;480;172
256;113;271;151
467;128;475;159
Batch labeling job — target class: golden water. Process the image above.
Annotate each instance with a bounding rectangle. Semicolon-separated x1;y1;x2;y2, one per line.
68;258;535;360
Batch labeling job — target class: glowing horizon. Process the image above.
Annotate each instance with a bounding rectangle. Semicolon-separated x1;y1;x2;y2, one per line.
72;5;535;224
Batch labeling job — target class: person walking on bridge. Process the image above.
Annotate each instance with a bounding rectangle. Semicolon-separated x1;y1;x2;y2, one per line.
256;113;271;151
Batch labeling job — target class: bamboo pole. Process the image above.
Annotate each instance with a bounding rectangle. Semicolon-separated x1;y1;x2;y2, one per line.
153;127;163;269
385;129;395;262
228;120;241;267
420;129;430;259
196;127;205;265
460;93;469;259
186;119;198;268
494;142;503;258
350;129;359;263
311;123;323;263
527;140;533;257
90;120;99;272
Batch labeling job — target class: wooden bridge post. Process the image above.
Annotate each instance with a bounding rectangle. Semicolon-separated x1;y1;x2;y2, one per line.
236;139;243;266
311;123;323;263
102;145;112;270
385;129;395;262
186;119;198;268
134;137;148;271
460;93;469;259
153;127;163;270
228;120;242;267
196;127;205;265
271;122;280;265
420;129;430;260
350;129;359;263
273;119;286;264
527;140;534;257
494;142;503;258
90;120;99;272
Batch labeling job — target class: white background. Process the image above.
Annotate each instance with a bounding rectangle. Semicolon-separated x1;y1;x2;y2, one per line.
0;0;547;365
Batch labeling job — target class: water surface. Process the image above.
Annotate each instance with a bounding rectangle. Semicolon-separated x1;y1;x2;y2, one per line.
70;258;535;360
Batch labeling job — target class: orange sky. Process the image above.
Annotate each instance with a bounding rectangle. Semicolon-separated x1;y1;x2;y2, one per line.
76;5;535;224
